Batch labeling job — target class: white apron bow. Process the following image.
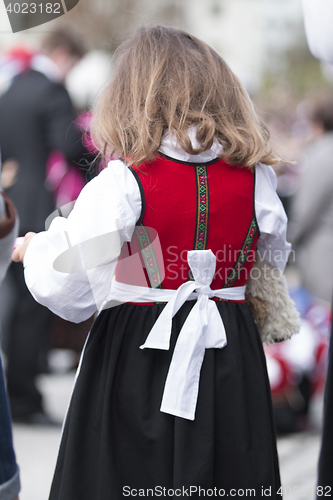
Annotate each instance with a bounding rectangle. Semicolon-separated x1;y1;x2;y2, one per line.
139;249;245;420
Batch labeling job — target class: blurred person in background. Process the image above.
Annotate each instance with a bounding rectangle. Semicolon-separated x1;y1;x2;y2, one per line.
288;98;333;304
0;163;20;500
302;0;333;491
0;29;90;425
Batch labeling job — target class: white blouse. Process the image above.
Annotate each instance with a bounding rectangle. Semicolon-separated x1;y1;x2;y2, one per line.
24;141;291;323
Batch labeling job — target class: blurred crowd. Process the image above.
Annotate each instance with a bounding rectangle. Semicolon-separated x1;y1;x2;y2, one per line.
0;30;100;428
0;29;100;500
258;94;333;436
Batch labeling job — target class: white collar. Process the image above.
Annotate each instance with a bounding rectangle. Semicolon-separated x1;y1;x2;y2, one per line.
158;127;223;163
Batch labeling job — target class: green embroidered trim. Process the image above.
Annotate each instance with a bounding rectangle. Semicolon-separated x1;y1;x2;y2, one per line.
189;165;209;280
134;224;163;289
194;165;209;250
222;217;258;289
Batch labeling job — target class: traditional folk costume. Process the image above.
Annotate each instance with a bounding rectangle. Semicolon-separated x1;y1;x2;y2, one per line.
24;132;291;499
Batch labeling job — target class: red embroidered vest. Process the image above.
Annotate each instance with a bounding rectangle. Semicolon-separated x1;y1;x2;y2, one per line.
114;154;259;291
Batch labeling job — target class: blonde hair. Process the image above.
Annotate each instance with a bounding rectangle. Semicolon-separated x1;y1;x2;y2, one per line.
92;25;279;168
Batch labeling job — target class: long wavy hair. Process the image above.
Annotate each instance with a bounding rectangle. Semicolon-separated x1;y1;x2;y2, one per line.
92;25;280;168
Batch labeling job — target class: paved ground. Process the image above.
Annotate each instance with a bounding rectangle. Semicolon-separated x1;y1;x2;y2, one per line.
12;367;324;500
278;432;322;500
12;371;74;500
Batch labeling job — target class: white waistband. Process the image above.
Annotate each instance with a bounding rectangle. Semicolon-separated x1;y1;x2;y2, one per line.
111;280;246;303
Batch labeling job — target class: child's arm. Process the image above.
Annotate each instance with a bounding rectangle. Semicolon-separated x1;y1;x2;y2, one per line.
255;163;292;271
21;160;142;323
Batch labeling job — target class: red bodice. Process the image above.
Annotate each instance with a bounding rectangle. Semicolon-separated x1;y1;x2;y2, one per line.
114;154;259;290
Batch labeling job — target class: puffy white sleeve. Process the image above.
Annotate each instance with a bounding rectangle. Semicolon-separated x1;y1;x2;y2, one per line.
302;0;333;63
23;160;142;323
255;163;291;272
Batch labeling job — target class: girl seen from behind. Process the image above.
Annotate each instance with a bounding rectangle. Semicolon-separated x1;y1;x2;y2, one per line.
14;26;292;499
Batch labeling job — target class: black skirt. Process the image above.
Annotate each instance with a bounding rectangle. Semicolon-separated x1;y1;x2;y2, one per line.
49;301;281;500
